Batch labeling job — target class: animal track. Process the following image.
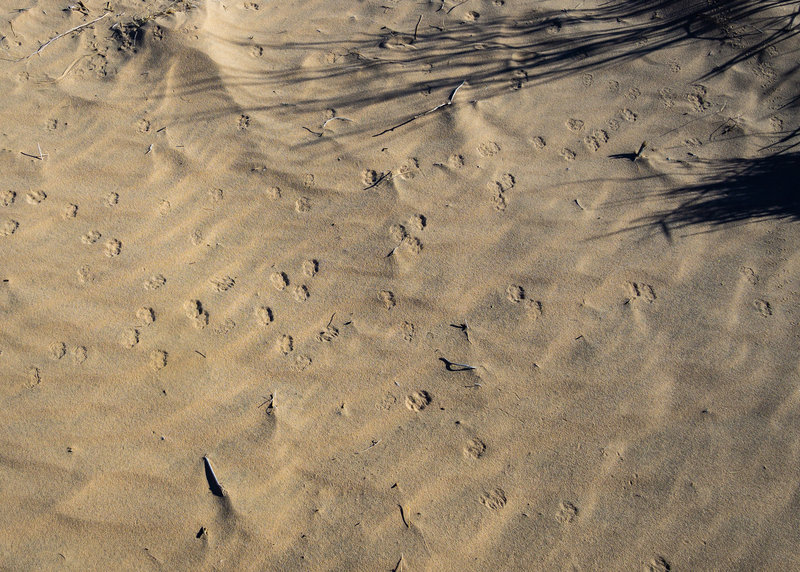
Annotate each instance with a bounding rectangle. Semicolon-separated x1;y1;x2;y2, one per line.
105;239;122;257
397;158;419;180
293;285;309;302
464;438;486;459
137;307;155;325
379;290;395;309
555;501;579;523
362;169;380;186
625;282;656;303
267;186;281;200
255;306;273;325
184;299;209;328
532;136;546;150
754;299;772;316
619;108;637;122
120;328;139;348
26;190;47;204
566;118;585;132
72;346;87;364
1;220;18;236
389;224;407;242
317;322;339;342
295;197;311;212
210;276;235;292
401;321;415;341
238;115;250;129
63;204;78;218
448;154;464;168
137;118;150;133
506;284;525;303
646;556;671;572
82;231;101;244
400;237;422;255
559;147;576;161
276;334;293;354
478;141;500;157
407;214;426;231
49;342;66;360
302;259;318;277
1;190;15;206
740;267;759;285
270;272;289;291
303;173;315;188
144;274;166;290
405;390;431;411
207;188;224;205
104;192;119;207
150;349;168;370
525;299;543;319
480;488;507;510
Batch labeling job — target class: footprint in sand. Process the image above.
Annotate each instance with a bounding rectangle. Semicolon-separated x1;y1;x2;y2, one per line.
136;307;155;325
559;147;576;161
144;274;166;290
150;350;168;370
555;501;579;523
184;299;209;328
63;204;78;218
104;239;122;257
532;136;546;150
646;556;671;572
566;118;585;132
293;285;309;302
276;334;293;355
270;271;289;291
401;321;415;342
72;346;87;364
464;438;486;459
619;108;638;122
255;306;273;326
26;190;47;204
210;276;235;292
81;231;101;244
448;154;465;169
405;390;431;412
1;190;15;206
753;299;772;317
104;192;119;207
480;488;507;510
379;290;396;309
1;220;19;236
266;186;281;200
478;141;500;157
302;259;318;277
120;328;139;348
625;282;656;304
295;197;311;213
49;342;67;360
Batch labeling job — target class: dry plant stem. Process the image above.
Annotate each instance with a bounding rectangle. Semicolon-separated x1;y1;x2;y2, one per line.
19;12;109;61
373;80;465;137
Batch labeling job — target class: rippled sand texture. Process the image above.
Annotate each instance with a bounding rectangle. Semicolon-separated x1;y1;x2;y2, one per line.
1;0;799;569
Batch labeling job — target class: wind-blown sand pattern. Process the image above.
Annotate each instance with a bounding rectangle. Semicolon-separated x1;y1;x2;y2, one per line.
1;0;799;569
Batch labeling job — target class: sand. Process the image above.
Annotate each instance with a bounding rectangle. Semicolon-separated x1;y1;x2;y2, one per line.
1;0;799;569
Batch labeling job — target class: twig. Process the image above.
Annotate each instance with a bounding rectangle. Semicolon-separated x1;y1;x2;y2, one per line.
202;456;225;497
322;116;353;129
447;0;470;14
413;15;422;41
373;80;465;137
439;357;476;371
19;12;109;61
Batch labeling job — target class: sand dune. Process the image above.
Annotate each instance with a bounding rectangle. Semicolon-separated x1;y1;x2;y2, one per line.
1;0;799;569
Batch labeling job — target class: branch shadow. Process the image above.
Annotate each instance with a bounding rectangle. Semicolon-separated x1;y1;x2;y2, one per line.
166;0;799;138
627;148;800;237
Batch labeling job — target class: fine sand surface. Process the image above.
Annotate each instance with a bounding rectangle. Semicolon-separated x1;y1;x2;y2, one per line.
1;0;799;569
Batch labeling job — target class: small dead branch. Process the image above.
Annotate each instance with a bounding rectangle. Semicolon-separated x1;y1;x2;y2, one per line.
373;80;465;137
19;12;109;61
